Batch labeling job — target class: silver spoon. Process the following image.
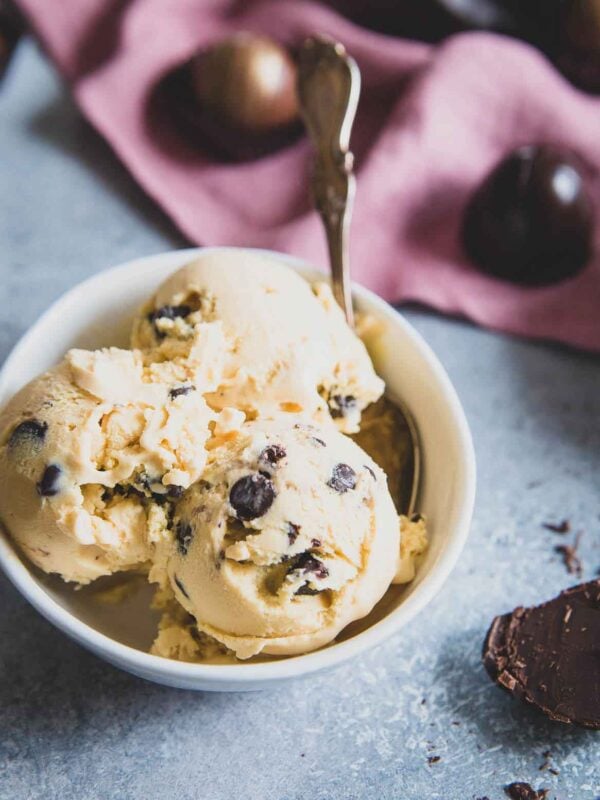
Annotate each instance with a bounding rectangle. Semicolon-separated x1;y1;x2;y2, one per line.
297;36;421;516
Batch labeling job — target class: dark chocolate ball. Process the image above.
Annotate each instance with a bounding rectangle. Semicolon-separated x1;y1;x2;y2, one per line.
462;145;594;286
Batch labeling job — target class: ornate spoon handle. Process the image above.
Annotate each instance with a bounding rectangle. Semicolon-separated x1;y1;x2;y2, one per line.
297;37;361;327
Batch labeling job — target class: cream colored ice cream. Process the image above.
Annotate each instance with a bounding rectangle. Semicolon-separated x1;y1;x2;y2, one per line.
0;249;427;664
0;347;217;583
131;249;384;433
165;414;401;659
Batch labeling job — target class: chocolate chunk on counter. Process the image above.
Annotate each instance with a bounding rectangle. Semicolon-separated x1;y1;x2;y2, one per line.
504;782;548;800
483;580;600;729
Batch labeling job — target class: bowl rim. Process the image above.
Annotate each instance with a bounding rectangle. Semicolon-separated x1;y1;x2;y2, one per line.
0;246;476;686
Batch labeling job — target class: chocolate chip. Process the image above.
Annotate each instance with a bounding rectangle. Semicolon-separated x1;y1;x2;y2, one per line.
483;579;600;729
364;465;376;481
229;473;276;521
259;444;287;468
148;304;192;323
169;384;196;400
174;575;190;599
293;551;329;579
8;419;48;449
328;393;358;419
427;756;441;765
175;521;193;555
327;463;356;493
36;464;62;497
287;522;300;545
504;783;548;800
166;484;185;499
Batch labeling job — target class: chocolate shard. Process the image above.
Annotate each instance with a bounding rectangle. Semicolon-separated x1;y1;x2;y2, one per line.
483;579;600;729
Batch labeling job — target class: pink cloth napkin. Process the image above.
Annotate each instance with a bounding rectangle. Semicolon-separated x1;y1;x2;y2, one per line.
16;0;600;350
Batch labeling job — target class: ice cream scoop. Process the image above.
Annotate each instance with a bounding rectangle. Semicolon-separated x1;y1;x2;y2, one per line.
131;249;384;433
165;415;402;659
0;346;217;583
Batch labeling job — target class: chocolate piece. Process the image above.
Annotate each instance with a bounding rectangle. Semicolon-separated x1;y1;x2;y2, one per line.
169;384;196;400
36;464;62;497
543;519;570;534
8;419;48;449
462;144;594;286
229;473;276;520
148;304;191;323
483;579;600;729
287;522;300;545
504;782;548;800
174;575;190;599
427;755;441;765
291;551;329;595
259;444;287;468
175;521;193;555
328;393;358;420
327;463;357;493
166;484;185;499
555;532;583;576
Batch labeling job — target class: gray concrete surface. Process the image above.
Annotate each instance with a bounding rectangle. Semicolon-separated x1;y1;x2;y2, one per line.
1;40;599;800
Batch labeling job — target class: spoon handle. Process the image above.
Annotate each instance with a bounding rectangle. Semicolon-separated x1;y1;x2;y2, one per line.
298;37;360;327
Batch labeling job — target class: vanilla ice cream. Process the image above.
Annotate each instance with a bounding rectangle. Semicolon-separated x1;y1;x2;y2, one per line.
0;347;216;583
131;249;384;433
165;415;400;658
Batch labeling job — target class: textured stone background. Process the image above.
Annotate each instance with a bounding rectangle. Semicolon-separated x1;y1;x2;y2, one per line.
1;40;599;800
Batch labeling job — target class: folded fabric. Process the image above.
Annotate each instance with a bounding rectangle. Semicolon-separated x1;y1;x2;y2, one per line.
16;0;600;350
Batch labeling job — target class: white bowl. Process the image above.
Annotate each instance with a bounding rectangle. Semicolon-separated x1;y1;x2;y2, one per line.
0;247;475;691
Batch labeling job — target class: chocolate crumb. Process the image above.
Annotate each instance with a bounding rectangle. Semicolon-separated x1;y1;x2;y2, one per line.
543;519;570;534
311;538;322;548
427;756;440;765
311;436;327;448
555;532;583;577
169;384;196;400
504;782;548;800
287;522;300;545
